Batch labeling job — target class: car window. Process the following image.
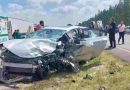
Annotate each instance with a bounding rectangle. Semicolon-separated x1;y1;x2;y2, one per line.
84;30;92;38
29;29;66;41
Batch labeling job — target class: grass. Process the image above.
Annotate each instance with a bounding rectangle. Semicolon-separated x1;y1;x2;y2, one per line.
23;51;130;90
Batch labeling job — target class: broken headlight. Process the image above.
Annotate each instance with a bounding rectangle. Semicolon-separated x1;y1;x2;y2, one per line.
0;46;7;56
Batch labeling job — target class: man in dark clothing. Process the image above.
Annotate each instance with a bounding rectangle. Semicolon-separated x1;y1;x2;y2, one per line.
108;18;116;48
12;30;17;39
16;29;21;39
89;21;94;29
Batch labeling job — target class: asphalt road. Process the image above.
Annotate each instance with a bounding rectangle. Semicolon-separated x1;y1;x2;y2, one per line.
107;34;130;62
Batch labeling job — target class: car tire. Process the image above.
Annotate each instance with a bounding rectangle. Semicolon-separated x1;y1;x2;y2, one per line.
0;67;10;84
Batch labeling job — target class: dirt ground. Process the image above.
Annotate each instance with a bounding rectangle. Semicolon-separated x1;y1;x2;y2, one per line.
0;51;130;90
0;83;32;90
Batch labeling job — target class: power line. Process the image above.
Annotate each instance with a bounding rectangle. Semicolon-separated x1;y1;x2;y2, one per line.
8;16;35;23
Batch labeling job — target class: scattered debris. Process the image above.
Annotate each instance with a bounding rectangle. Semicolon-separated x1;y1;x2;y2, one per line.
99;86;106;90
71;80;76;83
83;74;93;80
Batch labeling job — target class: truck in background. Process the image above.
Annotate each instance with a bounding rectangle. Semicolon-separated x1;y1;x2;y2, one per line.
0;16;34;44
0;16;8;44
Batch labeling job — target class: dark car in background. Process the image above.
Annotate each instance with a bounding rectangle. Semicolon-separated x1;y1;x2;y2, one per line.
126;26;130;33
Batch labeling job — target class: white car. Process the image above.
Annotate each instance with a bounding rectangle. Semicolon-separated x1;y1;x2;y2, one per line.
0;26;107;83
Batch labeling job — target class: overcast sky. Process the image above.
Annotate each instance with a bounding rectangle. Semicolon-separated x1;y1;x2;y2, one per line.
0;0;119;26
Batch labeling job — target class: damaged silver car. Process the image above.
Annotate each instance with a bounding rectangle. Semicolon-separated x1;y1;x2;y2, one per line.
0;26;107;83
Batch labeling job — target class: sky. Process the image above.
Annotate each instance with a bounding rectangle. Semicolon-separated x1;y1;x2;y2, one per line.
0;0;119;26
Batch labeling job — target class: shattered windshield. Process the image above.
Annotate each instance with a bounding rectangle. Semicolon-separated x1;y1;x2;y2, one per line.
28;29;66;41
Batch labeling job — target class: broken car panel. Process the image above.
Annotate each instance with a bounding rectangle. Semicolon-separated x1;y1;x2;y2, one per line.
0;26;107;83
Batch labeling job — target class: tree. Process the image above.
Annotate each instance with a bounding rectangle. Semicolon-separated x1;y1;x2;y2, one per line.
124;0;130;25
79;0;130;27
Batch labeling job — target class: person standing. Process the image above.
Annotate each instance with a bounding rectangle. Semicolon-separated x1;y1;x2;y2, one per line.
16;29;21;39
12;30;17;39
105;25;109;36
89;21;94;29
118;21;126;44
36;21;44;31
108;18;116;48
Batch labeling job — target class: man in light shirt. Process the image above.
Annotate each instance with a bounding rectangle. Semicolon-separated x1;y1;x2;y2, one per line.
118;21;126;44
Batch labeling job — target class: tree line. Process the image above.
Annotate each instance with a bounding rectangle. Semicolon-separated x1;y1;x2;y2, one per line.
78;0;130;27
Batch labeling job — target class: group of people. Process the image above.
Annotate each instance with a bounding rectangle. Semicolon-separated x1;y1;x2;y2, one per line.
11;19;126;48
89;18;126;49
12;20;44;39
107;18;126;48
89;21;103;30
12;29;21;39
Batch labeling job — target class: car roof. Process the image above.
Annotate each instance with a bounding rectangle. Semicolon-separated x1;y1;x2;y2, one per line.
44;26;88;32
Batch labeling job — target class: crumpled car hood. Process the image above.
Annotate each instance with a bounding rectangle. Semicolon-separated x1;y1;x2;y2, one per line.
3;39;57;58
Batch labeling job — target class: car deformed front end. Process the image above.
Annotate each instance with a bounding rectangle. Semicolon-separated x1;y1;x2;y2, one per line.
0;26;107;83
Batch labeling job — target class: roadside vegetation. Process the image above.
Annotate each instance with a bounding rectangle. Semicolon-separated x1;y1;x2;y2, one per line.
24;51;130;90
79;0;130;26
